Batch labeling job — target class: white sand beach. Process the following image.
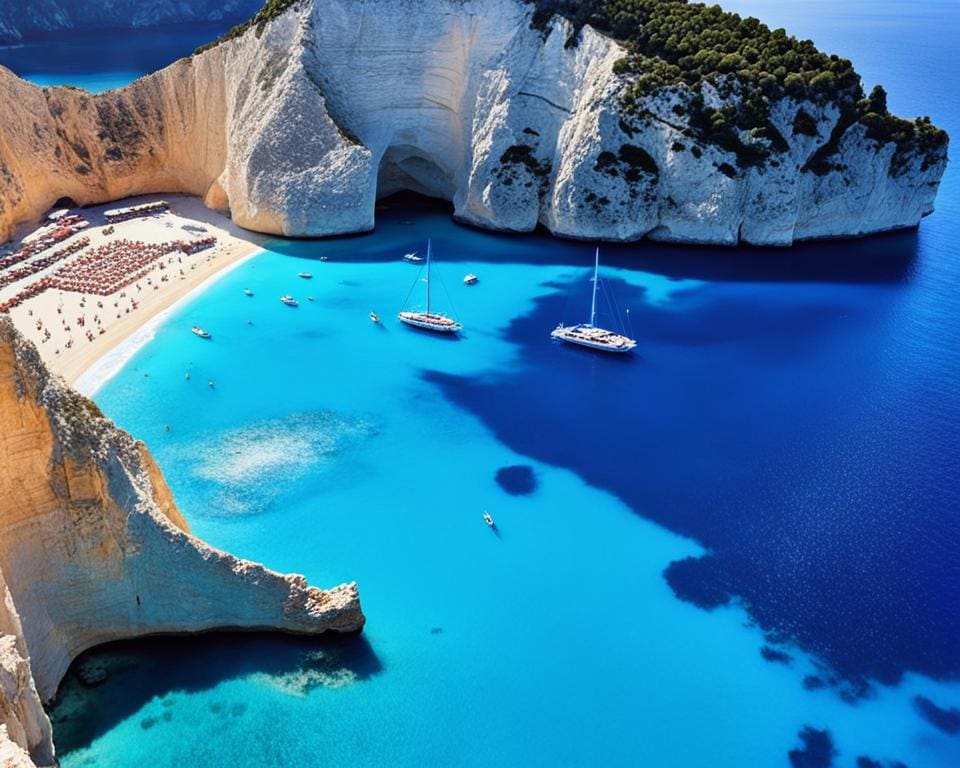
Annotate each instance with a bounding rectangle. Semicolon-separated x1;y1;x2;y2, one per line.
0;195;264;389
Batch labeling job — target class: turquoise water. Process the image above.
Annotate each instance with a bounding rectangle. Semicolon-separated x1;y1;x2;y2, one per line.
53;198;960;766
39;1;960;766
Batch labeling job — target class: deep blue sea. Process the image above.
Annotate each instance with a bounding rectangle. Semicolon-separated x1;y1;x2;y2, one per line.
0;22;231;92
7;1;960;765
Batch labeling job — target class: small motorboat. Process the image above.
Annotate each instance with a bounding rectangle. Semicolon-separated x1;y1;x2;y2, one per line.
298;272;313;279
483;511;495;528
403;252;424;263
191;326;211;339
319;256;329;262
243;288;253;297
280;295;299;307
463;273;478;285
370;311;381;324
307;296;314;302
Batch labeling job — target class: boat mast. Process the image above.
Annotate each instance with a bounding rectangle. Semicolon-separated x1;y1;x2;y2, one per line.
426;239;432;315
589;247;599;326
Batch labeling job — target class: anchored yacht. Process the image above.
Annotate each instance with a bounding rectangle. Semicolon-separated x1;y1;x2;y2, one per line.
398;240;462;333
191;326;211;339
280;295;299;307
551;248;636;353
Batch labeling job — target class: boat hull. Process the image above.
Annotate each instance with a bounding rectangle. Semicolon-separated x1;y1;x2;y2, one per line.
551;325;636;353
398;312;462;333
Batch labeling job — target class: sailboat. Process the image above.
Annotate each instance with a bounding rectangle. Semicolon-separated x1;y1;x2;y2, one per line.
551;248;636;353
398;240;462;333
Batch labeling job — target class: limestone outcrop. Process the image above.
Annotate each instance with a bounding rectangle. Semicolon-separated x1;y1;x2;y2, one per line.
0;0;948;245
0;317;364;767
0;569;52;768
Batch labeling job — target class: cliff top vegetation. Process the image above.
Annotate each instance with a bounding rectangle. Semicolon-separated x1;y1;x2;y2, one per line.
529;0;947;173
193;0;947;175
194;0;299;54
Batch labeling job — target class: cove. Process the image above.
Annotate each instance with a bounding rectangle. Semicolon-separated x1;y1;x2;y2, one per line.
47;193;960;767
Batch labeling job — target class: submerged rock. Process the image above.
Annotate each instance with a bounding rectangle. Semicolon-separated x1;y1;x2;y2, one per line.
913;694;960;735
495;465;538;495
788;726;836;768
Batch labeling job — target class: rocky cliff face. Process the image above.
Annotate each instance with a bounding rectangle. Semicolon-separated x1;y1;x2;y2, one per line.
0;0;947;245
0;569;52;768
0;317;364;767
0;0;260;43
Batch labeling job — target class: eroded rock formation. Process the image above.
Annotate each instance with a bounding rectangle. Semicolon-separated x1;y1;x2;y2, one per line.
0;318;364;766
0;0;948;245
0;570;52;768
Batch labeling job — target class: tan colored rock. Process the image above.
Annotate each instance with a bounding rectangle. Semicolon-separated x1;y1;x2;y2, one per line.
0;316;364;723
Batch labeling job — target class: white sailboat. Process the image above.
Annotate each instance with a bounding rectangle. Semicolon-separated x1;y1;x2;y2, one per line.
398;240;462;333
551;248;636;353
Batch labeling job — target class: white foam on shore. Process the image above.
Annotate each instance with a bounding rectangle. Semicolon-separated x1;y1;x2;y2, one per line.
74;247;263;397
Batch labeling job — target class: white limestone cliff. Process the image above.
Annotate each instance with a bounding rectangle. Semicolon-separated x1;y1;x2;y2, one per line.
0;569;53;768
0;0;948;246
0;317;364;767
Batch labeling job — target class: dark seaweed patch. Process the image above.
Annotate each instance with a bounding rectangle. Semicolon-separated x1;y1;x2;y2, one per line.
760;645;792;665
788;727;835;768
856;757;908;768
495;465;538;495
913;695;960;734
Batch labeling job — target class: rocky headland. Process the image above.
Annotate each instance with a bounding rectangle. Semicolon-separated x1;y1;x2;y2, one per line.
0;0;949;247
0;318;364;767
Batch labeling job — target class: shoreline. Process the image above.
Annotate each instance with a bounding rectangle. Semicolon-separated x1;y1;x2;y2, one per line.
73;246;262;396
2;194;266;393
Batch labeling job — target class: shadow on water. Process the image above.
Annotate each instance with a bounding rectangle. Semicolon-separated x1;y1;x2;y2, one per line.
425;268;960;692
264;192;922;286
48;631;382;754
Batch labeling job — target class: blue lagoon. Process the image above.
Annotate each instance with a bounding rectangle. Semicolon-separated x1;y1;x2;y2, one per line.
50;180;960;766
4;1;959;767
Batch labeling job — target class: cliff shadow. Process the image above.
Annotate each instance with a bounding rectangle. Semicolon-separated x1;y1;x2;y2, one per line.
261;191;923;285
48;630;382;754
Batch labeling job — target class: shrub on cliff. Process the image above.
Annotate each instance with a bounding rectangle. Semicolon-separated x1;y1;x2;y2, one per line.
195;0;300;53
529;0;947;175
